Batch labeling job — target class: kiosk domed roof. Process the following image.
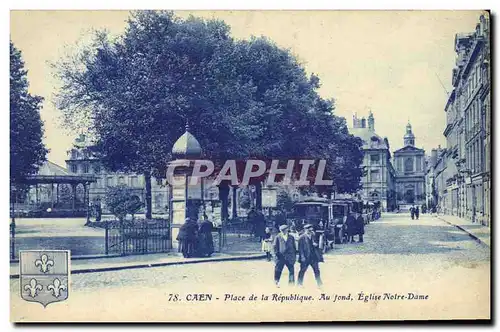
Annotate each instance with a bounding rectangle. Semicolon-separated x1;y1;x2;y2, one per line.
171;124;202;159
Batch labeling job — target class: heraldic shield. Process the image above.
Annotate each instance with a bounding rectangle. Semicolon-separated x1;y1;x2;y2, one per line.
20;250;70;307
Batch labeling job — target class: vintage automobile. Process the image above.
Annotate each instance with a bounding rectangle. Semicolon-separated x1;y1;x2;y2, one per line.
328;200;350;245
291;198;330;252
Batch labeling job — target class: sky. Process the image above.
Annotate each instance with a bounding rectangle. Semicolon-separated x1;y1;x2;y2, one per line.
10;10;484;167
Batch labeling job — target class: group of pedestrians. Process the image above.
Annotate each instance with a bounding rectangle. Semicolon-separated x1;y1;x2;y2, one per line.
176;216;215;258
271;224;324;288
247;208;267;241
410;205;420;220
345;212;365;243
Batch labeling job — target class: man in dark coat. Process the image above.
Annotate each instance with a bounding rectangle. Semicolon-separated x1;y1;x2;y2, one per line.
346;213;357;243
95;202;102;222
176;218;198;258
415;206;420;220
355;213;365;243
297;224;323;287
254;210;267;241
410;205;415;220
197;216;215;257
273;224;297;287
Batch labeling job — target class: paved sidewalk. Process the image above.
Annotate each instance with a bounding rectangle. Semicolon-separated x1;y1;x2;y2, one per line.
436;214;490;248
10;251;266;278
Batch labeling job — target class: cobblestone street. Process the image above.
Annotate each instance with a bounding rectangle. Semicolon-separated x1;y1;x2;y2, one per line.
11;213;490;322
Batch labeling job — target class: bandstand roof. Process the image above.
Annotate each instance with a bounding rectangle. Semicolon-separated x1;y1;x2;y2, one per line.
17;161;97;185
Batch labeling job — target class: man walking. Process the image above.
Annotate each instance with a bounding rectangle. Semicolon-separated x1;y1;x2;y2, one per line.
297;224;323;288
273;224;297;287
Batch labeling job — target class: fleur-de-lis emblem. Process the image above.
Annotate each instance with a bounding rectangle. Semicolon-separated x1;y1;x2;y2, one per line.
24;278;43;298
47;278;67;298
35;254;54;273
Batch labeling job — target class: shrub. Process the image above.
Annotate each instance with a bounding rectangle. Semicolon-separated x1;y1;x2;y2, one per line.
104;185;144;222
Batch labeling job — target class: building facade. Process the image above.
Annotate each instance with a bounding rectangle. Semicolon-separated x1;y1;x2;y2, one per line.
66;134;169;214
350;112;396;211
393;123;426;209
440;14;490;226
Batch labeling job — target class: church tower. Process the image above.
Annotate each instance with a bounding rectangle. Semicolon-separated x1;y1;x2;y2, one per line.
404;122;415;146
367;111;375;131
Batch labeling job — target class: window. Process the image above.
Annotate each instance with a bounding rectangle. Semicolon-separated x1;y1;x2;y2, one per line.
93;165;101;174
370;154;380;165
106;177;113;187
70;164;77;173
416;156;422;171
370;170;380;182
131;176;138;187
71;150;78;159
119;176;126;185
404;157;414;173
83;163;90;174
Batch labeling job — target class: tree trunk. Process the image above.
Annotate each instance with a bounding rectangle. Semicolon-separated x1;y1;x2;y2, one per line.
255;182;262;211
144;171;152;219
218;181;230;221
232;186;238;219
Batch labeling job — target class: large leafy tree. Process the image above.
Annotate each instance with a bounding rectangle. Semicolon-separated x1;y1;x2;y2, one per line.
53;10;364;218
10;41;48;184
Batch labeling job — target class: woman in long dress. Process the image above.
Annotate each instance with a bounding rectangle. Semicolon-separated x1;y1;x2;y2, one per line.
177;218;198;258
197;217;215;257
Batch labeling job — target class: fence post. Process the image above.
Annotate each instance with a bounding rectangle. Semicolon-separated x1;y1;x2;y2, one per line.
219;225;224;252
144;221;148;254
105;221;109;255
121;221;125;255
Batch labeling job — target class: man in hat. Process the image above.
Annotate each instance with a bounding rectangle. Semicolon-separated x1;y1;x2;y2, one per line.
297;224;323;288
272;224;297;287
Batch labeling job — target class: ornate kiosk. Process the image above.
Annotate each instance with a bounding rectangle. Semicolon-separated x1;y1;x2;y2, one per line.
168;124;204;249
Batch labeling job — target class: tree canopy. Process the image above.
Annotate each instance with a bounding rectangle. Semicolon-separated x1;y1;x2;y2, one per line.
10;41;48;183
53;10;364;214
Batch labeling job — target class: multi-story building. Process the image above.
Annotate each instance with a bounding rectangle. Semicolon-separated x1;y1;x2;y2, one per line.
350;112;396;211
442;13;490;226
66;134;169;214
393;122;426;210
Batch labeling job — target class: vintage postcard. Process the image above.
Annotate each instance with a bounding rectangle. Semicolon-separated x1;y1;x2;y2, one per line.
9;10;491;322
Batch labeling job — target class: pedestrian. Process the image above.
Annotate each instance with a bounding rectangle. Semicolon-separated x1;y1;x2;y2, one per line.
297;224;323;288
254;210;267;241
274;210;287;231
410;205;415;220
346;212;356;243
261;227;273;261
415;206;420;220
247;208;257;235
95;201;102;222
177;218;198;258
356;212;365;243
197;215;214;257
273;224;297;287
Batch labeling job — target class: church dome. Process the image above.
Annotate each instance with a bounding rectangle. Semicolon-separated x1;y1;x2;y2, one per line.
171;124;202;159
